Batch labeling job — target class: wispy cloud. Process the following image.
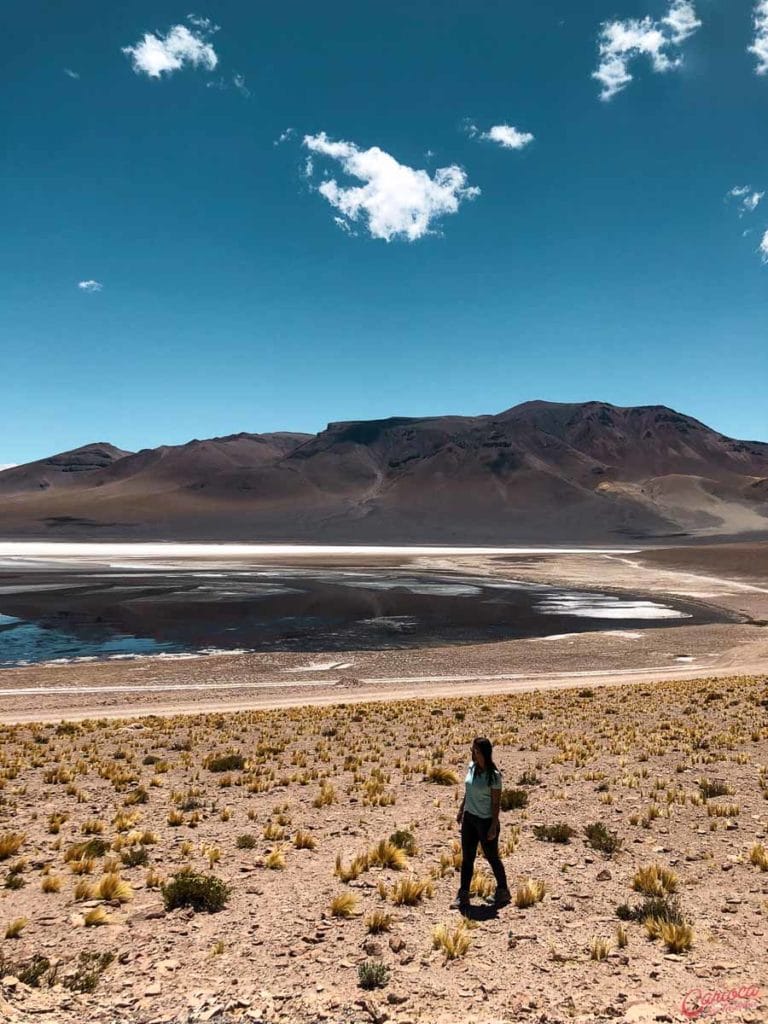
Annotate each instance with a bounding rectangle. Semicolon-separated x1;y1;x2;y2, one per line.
302;132;479;242
63;68;80;80
749;1;768;74
760;230;768;263
232;73;250;97
122;14;218;79
77;280;103;293
274;127;295;146
593;0;701;101
465;121;534;150
727;185;764;216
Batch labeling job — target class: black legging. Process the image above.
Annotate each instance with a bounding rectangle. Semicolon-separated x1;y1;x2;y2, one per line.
460;811;508;893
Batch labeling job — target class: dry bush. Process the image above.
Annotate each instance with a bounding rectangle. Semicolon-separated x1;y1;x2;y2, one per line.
94;873;133;903
515;879;547;908
632;864;679;897
329;892;359;917
0;832;25;861
4;917;28;939
432;920;472;960
390;876;434;906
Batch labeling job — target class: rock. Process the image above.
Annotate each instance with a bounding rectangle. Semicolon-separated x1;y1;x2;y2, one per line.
388;937;406;953
363;940;383;956
596;869;612;881
386;992;409;1005
624;1002;659;1022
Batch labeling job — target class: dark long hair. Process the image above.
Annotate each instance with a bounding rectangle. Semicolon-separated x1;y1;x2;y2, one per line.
472;736;501;786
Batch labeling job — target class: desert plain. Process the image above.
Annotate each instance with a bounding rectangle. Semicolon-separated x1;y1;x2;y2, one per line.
0;542;767;1024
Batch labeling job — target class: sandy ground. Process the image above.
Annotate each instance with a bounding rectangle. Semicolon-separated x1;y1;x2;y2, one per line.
1;673;767;1024
0;543;767;1024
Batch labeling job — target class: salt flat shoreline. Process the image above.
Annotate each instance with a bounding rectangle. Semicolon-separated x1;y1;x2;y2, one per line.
0;540;766;724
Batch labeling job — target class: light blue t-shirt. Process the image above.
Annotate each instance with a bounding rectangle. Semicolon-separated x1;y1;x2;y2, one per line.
464;761;502;818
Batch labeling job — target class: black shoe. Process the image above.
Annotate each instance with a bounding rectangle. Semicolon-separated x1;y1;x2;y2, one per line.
450;889;470;910
492;886;512;907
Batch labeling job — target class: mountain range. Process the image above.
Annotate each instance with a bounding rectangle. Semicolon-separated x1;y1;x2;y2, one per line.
1;401;767;543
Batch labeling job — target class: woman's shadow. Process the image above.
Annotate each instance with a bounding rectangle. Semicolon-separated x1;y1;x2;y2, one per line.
458;902;499;922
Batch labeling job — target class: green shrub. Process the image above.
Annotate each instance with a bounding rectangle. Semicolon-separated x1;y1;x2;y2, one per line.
584;821;623;857
358;959;389;990
62;951;114;994
500;788;528;811
207;753;245;773
532;823;576;844
699;778;731;799
236;834;257;850
389;829;417;855
120;846;149;868
162;871;230;913
616;895;683;925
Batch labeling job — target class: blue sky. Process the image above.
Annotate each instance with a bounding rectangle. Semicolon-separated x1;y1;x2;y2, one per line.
2;0;768;466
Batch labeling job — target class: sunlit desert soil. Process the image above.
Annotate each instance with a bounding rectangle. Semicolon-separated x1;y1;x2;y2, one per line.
1;674;767;1024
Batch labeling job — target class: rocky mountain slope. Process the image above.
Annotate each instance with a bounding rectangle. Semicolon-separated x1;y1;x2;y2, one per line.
1;402;766;542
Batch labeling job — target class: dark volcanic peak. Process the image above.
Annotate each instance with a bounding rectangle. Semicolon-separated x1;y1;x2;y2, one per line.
0;401;766;542
0;443;133;495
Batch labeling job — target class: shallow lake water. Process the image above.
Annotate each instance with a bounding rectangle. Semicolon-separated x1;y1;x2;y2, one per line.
0;556;723;667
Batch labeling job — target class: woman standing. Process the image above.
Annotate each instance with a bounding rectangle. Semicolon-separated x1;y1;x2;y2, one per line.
451;736;511;911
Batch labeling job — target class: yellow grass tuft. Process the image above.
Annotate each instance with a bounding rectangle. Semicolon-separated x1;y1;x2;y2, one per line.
367;839;407;871
329;892;359;917
84;906;111;927
515;878;547;908
95;872;133;903
293;830;316;850
469;869;495;898
590;936;612;960
632;863;678;897
365;910;393;933
749;843;768;871
335;851;369;882
265;847;286;870
432;920;472;959
4;917;28;939
659;920;694;953
74;879;97;901
390;876;434;906
0;832;26;861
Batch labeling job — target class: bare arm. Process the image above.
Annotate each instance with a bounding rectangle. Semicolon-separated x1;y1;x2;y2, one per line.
487;787;501;840
456;794;465;824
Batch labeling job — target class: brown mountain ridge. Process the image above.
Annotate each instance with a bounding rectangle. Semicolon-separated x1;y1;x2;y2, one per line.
1;401;767;543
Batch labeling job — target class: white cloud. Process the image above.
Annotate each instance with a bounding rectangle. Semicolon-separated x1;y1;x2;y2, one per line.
467;122;534;150
760;229;768;262
593;0;701;101
749;1;768;74
0;464;16;473
63;68;80;79
122;15;218;78
274;127;295;146
662;0;701;42
302;132;480;242
727;185;764;215
77;280;103;293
